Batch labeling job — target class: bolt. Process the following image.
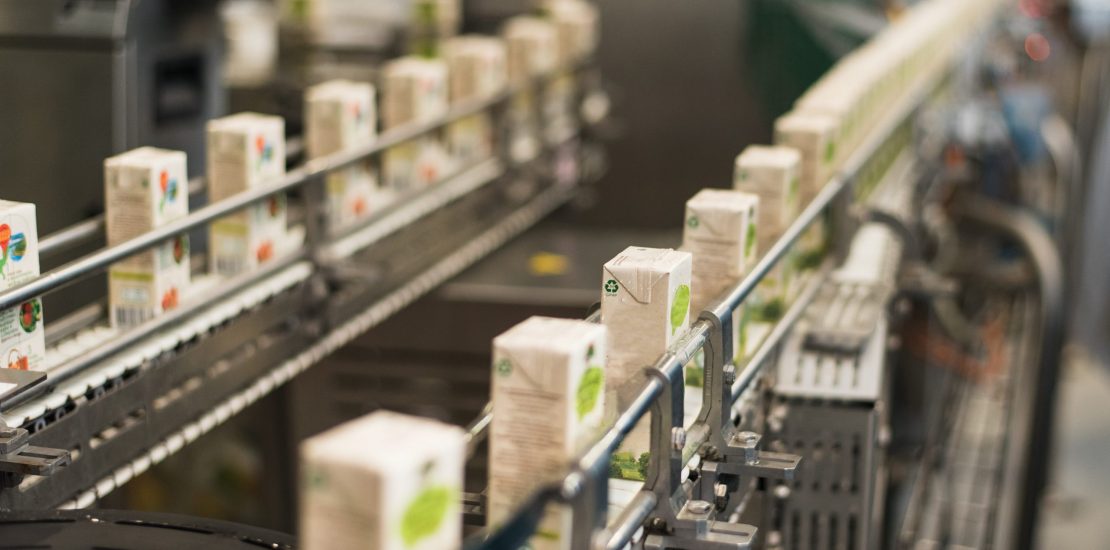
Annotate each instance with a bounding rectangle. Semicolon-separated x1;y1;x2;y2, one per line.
735;431;760;464
723;364;737;386
649;517;667;531
687;500;713;515
671;427;686;451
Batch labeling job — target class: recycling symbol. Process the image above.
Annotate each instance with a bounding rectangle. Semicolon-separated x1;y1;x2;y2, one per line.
604;279;619;295
495;359;512;377
686;216;699;229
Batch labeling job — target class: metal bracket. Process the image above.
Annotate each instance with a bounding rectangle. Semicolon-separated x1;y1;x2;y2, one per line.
0;427;70;487
644;498;757;549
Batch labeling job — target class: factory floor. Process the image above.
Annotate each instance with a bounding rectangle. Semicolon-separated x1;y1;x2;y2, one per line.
1036;351;1110;549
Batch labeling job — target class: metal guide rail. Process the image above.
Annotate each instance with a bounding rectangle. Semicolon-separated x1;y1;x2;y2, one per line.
462;50;955;550
0;59;602;507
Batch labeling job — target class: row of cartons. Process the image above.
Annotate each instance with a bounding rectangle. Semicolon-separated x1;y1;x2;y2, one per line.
295;2;601;550
779;0;1005;198
95;1;600;335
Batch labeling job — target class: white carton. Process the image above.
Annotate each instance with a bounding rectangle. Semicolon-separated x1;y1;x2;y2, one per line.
104;147;192;327
0;201;44;371
305;79;380;230
504;16;558;153
381;57;450;191
733;146;801;314
206;112;288;276
733;145;801;251
444;36;507;167
547;0;600;64
503;16;557;85
300;410;465;550
682;189;758;362
774;111;839;203
601;247;692;477
489;316;606;549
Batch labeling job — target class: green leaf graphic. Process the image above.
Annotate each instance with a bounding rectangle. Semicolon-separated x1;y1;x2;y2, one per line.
576;367;604;420
670;284;691;335
400;485;454;547
745;220;757;260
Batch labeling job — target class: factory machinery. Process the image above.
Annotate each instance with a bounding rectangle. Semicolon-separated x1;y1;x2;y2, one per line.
0;2;1076;550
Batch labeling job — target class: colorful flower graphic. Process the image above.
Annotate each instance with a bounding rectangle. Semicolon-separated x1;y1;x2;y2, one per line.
10;233;26;261
256;135;274;171
0;223;10;273
158;170;179;212
161;288;179;311
19;299;41;333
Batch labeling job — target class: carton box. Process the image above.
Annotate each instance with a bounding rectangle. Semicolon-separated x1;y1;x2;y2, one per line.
381;57;450;191
206;112;288;276
503;16;557;85
0;201;44;371
104;147;192;327
545;0;598;139
682;189;758;363
733;145;801;252
504;16;557;154
774;110;839;203
300;410;465;550
732;146;803;318
489;316;606;549
444;36;507;167
601;247;692;477
305;79;380;230
547;0;600;64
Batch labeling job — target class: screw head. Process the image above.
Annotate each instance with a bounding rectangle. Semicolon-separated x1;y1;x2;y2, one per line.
671;427;687;451
687;500;713;515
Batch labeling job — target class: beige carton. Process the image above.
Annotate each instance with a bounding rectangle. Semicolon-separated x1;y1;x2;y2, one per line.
206;112;288;276
601;247;692;478
774;110;839;203
0;201;44;371
300;410;464;550
489;316;606;549
733;145;801;252
381;57;450;191
683;189;758;362
733;145;801;314
504;16;557;154
547;0;600;64
444;36;507;167
104;147;192;327
504;16;557;84
305;79;380;230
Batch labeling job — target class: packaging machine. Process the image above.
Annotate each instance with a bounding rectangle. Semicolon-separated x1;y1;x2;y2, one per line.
0;0;1087;549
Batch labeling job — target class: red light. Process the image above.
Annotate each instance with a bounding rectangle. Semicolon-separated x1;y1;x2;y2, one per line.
1025;33;1050;62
